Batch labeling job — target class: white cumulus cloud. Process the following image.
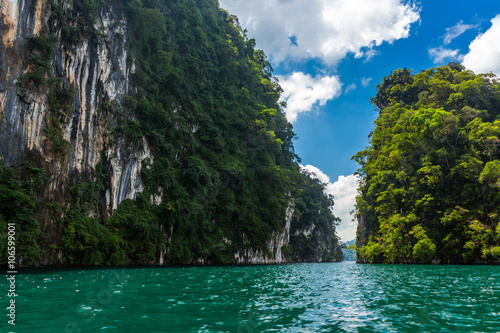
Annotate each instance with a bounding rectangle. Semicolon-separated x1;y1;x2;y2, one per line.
219;0;420;65
463;15;500;76
428;47;461;64
327;174;360;242
301;165;360;242
301;164;331;184
277;72;342;123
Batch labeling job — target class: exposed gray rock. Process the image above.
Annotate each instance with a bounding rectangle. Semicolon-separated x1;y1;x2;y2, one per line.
0;0;152;264
234;200;294;264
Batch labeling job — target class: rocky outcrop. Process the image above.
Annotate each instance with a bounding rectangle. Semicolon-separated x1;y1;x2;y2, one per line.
0;0;151;263
234;200;294;264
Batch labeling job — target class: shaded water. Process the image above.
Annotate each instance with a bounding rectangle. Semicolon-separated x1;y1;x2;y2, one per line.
2;262;500;332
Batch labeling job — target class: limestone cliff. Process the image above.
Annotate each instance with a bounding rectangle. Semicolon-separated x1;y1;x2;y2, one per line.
0;0;151;264
233;201;294;264
0;0;343;266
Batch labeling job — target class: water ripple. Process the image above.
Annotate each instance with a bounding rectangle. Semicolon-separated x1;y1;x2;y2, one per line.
6;262;500;332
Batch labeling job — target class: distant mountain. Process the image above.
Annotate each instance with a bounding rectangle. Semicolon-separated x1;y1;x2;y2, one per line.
342;240;356;261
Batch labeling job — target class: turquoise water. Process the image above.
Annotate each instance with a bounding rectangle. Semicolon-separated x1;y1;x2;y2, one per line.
2;262;500;332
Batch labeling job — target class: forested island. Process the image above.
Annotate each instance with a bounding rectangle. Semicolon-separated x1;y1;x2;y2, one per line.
0;0;344;266
355;64;500;264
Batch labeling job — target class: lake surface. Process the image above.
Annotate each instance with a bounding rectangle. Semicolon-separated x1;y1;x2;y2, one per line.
2;262;500;332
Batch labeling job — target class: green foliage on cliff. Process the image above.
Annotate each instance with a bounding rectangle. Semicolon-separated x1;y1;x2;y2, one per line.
44;78;74;158
3;0;342;265
18;34;72;159
20;34;58;88
44;158;166;266
290;169;343;262
0;161;45;265
49;0;106;45
354;64;500;264
114;0;299;263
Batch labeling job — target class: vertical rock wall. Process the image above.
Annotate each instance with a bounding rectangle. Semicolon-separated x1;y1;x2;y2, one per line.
0;0;153;263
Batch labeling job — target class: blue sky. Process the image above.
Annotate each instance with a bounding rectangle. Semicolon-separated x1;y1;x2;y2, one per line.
219;0;500;241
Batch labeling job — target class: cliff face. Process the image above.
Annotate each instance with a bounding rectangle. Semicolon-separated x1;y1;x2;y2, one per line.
1;0;151;264
355;214;370;263
0;0;343;266
233;201;294;264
